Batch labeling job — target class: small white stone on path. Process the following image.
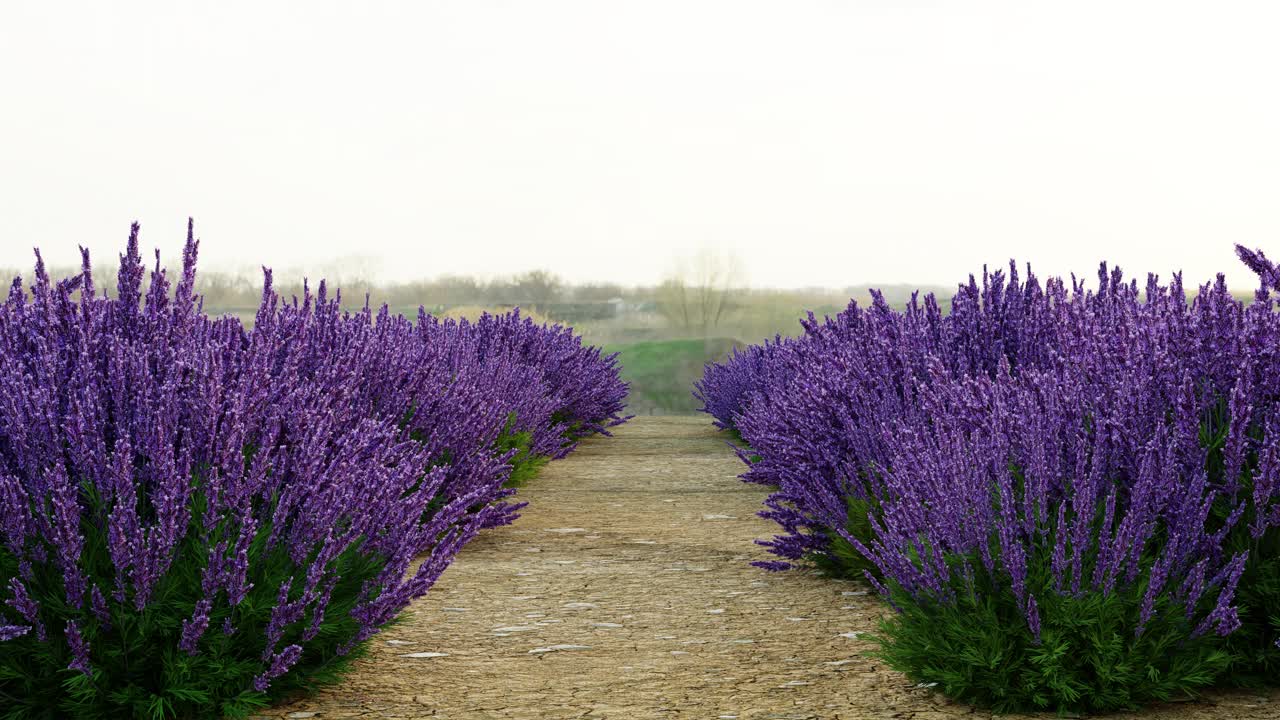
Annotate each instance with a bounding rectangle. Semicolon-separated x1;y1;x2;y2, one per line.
492;625;536;633
287;713;319;719
750;581;768;587
563;602;598;609
785;617;809;622
670;651;690;656
400;652;449;659
839;632;862;639
524;548;541;553
593;622;624;628
630;539;658;544
525;613;545;618
706;608;725;614
702;514;736;520
842;590;869;596
825;659;855;666
529;644;591;654
385;639;415;646
782;681;811;687
544;528;586;533
731;639;755;644
655;635;677;640
511;596;538;600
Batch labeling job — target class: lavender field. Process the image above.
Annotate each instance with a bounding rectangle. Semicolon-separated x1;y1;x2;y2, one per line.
6;225;1280;718
5;2;1279;717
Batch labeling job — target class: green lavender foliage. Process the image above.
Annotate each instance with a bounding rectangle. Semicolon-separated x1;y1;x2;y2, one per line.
855;407;1279;710
496;426;550;488
812;495;882;582
0;490;385;720
1222;542;1280;684
1200;403;1280;684
0;418;562;720
1210;481;1280;683
873;546;1233;713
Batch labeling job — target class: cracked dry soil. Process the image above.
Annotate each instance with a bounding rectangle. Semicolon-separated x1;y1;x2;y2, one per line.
264;417;1280;720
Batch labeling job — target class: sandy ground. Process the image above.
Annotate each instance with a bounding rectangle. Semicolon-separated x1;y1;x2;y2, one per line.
262;417;1279;720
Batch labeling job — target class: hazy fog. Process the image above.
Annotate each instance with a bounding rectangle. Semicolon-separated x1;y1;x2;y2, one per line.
2;1;1277;289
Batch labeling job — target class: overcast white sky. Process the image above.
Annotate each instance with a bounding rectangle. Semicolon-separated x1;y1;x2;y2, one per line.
1;1;1277;289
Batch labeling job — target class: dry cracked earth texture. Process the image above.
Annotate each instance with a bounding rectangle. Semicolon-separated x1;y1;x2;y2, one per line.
264;416;1280;720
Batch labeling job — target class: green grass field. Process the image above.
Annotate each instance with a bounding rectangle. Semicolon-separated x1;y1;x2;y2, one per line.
604;337;742;415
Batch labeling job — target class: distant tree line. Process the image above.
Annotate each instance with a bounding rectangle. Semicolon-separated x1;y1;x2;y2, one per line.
1;252;953;340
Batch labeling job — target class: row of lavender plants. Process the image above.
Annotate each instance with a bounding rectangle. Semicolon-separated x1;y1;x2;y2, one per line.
697;249;1280;712
0;224;627;719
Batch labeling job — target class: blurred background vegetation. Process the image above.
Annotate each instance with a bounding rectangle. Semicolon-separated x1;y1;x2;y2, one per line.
2;251;954;415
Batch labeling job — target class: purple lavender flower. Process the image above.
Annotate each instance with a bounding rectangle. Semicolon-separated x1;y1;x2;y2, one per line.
65;620;91;675
179;598;212;655
1026;594;1042;645
90;585;111;631
252;644;302;692
1236;244;1280;290
5;578;44;642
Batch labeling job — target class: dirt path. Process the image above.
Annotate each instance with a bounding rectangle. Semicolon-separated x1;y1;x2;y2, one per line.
265;417;1278;720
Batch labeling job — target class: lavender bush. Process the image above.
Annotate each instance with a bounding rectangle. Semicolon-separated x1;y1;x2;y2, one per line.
692;336;794;433
702;256;1280;710
0;224;626;719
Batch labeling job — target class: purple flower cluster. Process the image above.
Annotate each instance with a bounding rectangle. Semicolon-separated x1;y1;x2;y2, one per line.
415;306;630;461
706;256;1280;638
0;222;626;689
693;336;795;433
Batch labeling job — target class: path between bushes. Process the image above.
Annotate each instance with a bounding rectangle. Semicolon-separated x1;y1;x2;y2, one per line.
265;417;1278;720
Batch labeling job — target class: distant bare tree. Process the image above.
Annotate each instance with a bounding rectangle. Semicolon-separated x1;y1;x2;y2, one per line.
511;269;564;311
656;249;744;336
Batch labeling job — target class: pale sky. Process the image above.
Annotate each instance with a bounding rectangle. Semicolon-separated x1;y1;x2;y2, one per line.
1;1;1277;289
